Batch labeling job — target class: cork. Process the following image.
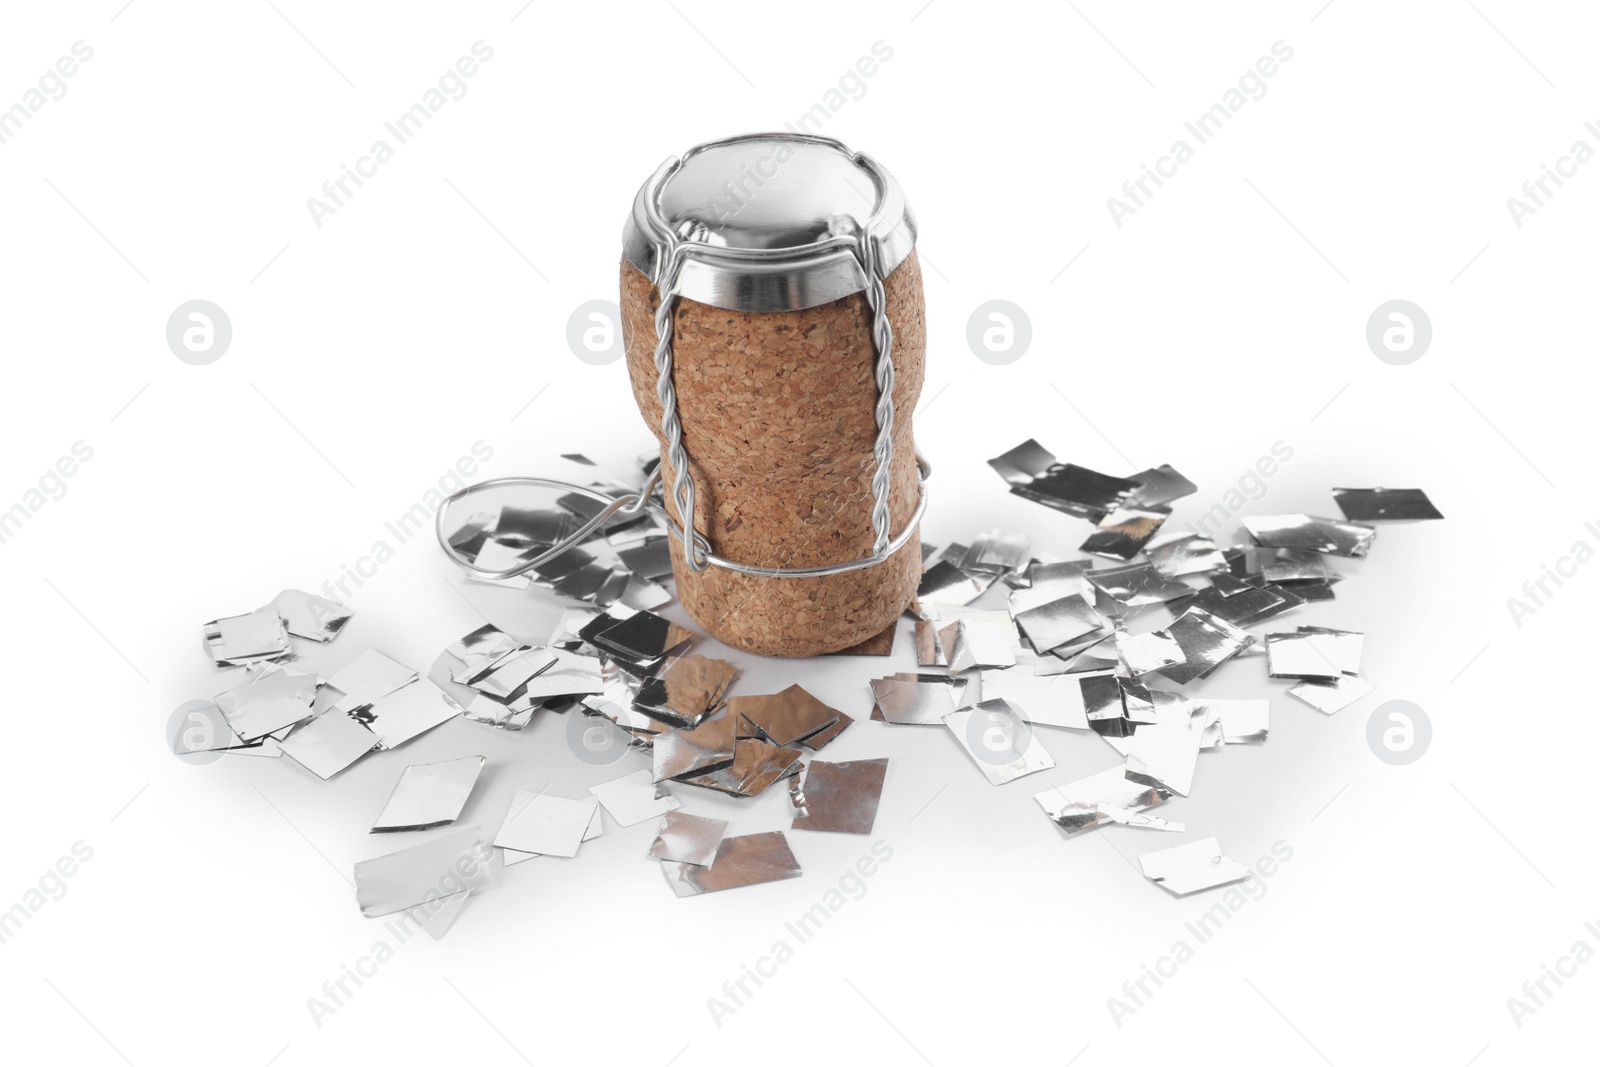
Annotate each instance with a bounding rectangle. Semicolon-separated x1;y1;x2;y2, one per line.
620;253;926;657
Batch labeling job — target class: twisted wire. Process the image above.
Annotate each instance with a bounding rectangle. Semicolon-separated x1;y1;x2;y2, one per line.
651;248;709;570
860;234;896;558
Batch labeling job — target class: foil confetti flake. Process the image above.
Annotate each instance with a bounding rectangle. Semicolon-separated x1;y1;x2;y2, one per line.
494;792;600;858
1145;533;1226;578
1139;837;1252;897
1200;698;1270;744
633;654;737;726
326;649;418;713
790;758;889;834
357;680;461;749
1115;629;1186;677
916;559;994;609
1123;697;1208;796
936;610;1020;670
1287;675;1376;714
203;609;291;668
870;674;961;725
1179;584;1300;629
371;756;486;833
1266;626;1364;680
1243;514;1377;558
1087;563;1193;608
799;711;853;750
1156;609;1255;685
407;889;471;940
1081;507;1169;561
589;609;695;669
448;625;526;681
1124;464;1199;509
987;438;1058;485
959;530;1033;575
1033;765;1174;836
729;684;845;747
214;664;319;742
943;699;1056;785
280;710;380;780
653;716;738;782
1260;548;1334;584
588;769;680;826
914;620;949;668
648;810;729;867
680;739;803;797
978;669;1093;730
354;827;494;917
266;589;353;643
1333;487;1443;522
502;805;602;865
660;831;803;897
1010;590;1106;654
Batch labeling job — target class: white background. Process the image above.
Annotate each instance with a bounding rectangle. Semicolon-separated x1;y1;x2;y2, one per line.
1;1;1594;1064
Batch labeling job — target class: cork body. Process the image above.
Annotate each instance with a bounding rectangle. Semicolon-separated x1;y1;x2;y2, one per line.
620;253;926;657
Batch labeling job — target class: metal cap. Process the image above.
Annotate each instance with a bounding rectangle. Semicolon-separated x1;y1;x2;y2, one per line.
622;133;917;313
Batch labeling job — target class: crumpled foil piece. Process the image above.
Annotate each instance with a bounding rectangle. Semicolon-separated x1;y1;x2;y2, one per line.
653;716;738;782
729;684;845;747
1033;765;1173;836
266;588;353;643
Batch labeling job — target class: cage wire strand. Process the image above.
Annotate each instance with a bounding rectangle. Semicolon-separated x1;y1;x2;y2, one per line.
860;232;896;558
651;242;710;571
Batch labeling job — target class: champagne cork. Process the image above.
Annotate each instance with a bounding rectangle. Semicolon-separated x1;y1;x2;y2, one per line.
618;134;926;657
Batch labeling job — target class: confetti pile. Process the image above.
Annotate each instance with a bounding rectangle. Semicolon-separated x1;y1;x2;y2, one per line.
176;441;1443;929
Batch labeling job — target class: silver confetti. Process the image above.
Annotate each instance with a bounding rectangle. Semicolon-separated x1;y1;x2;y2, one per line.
371;756;486;833
266;588;352;643
660;831;802;897
493;792;600;858
648;810;729;867
1333;486;1443;522
943;699;1055;785
790;758;889;834
1242;514;1376;558
1139;837;1252;896
203;609;291;668
354;826;493;917
1287;675;1376;714
588;768;681;826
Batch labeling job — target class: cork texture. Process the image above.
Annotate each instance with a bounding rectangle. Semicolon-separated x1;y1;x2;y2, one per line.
620;253;926;657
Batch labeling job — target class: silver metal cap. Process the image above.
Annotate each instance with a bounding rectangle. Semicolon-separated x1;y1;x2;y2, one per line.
622;133;917;313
